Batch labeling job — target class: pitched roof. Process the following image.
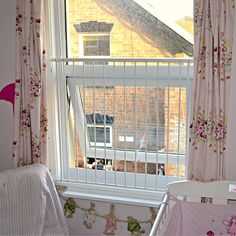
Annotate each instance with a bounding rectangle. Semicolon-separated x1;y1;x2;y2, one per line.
133;0;194;45
74;21;114;33
95;0;193;56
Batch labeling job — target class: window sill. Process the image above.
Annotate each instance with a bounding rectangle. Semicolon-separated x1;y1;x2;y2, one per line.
55;181;164;207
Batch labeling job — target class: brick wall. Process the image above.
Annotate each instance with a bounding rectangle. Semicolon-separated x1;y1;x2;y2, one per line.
80;86;187;153
115;160;185;177
81;87;165;151
164;88;187;154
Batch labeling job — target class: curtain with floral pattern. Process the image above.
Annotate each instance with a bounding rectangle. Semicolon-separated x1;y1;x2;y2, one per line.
13;0;48;167
187;0;235;181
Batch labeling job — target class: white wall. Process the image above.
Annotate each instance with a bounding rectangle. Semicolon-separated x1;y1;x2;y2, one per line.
0;0;16;170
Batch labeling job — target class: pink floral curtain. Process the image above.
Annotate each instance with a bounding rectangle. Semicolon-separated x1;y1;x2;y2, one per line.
13;0;48;167
187;0;235;181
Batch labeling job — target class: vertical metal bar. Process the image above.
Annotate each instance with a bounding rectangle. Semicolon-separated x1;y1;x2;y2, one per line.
134;62;137;188
144;61;148;189
166;62;171;185
177;61;182;178
92;61;97;183
113;61;117;186
83;61;87;183
155;62;160;190
124;61;127;187
103;60;107;184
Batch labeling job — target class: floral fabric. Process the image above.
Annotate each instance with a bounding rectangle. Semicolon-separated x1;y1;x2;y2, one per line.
13;0;48;166
188;0;235;181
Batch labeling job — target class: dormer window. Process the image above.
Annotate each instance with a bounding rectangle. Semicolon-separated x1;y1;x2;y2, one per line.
82;34;110;57
74;21;113;58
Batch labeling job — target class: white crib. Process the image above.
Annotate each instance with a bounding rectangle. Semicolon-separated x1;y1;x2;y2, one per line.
150;180;236;235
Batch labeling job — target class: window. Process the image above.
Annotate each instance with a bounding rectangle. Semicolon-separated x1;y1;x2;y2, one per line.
74;21;113;58
88;125;112;147
50;0;194;193
81;34;110;57
86;113;113;147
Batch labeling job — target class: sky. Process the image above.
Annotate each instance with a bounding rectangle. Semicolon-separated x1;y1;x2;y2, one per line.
133;0;194;42
146;0;193;21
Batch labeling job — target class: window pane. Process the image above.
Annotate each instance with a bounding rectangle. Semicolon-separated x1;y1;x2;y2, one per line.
83;35;110;56
88;126;111;143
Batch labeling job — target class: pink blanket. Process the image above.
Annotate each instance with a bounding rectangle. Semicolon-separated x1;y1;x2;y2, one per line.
160;196;236;236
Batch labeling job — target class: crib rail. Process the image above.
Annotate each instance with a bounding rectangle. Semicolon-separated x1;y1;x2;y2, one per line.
149;192;169;236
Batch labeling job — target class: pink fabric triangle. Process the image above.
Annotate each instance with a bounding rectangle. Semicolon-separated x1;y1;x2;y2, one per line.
0;83;15;111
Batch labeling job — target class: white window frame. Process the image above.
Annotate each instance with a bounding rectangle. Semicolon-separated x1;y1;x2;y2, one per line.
87;124;113;147
49;0;194;202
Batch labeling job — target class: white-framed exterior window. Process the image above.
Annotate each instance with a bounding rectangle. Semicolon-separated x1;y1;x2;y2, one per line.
79;33;111;58
51;58;194;192
88;124;113;147
48;0;194;203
